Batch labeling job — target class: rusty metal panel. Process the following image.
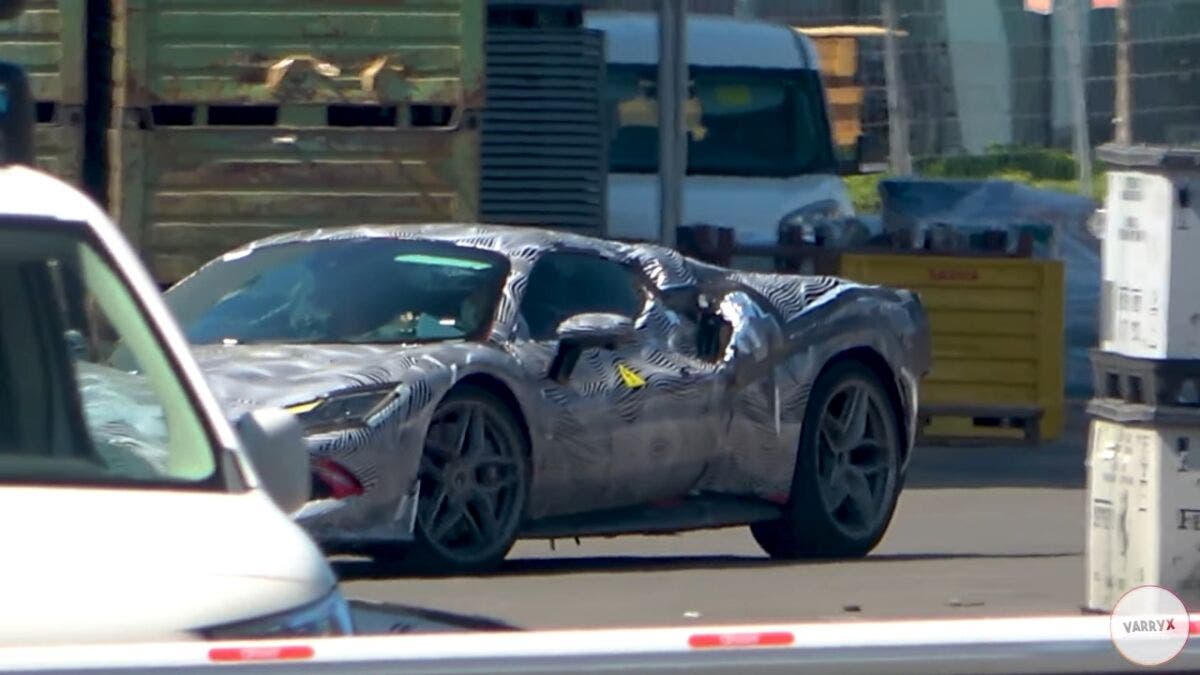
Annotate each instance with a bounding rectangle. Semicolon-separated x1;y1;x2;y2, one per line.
0;0;86;184
108;0;485;284
113;0;484;108
110;124;480;284
30;105;85;186
480;27;606;236
0;0;85;103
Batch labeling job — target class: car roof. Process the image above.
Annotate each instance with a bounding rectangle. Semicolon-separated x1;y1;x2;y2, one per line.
208;223;702;291
232;222;615;253
0;165;114;233
584;11;818;70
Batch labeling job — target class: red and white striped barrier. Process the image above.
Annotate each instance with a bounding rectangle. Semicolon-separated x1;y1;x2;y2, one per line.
1;614;1199;672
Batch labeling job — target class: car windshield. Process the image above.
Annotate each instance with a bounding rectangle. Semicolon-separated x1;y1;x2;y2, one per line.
165;239;510;346
605;64;837;177
0;224;218;489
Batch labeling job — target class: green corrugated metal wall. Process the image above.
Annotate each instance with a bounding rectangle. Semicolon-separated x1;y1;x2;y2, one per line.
0;0;86;185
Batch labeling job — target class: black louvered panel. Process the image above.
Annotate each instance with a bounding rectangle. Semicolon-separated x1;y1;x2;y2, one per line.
481;27;608;236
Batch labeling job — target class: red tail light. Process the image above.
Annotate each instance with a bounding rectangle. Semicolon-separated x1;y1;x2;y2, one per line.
209;645;314;662
312;458;364;500
688;631;795;649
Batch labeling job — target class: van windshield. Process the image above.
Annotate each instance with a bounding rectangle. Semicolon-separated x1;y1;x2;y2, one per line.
605;65;837;177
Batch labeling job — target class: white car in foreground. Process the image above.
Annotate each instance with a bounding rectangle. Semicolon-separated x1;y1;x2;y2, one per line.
0;159;352;643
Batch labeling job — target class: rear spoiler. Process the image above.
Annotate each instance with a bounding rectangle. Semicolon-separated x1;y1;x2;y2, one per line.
0;60;35;167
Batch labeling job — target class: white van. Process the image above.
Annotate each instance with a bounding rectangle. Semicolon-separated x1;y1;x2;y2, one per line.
0;70;350;642
585;12;857;246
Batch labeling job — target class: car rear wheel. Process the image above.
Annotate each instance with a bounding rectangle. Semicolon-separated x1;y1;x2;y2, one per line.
751;360;902;559
404;385;529;574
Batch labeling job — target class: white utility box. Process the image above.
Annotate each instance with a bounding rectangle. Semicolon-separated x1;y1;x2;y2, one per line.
1086;404;1200;611
1096;145;1200;360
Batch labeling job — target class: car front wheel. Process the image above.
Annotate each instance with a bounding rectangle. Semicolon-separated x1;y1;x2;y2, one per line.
751;360;903;559
403;385;529;574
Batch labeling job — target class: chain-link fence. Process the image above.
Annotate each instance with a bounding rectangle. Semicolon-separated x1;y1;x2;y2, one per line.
587;0;1200;165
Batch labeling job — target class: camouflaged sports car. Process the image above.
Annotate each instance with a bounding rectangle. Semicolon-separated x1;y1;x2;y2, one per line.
165;225;931;574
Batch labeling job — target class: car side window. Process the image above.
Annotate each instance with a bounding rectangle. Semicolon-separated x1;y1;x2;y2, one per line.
520;252;646;341
0;230;216;486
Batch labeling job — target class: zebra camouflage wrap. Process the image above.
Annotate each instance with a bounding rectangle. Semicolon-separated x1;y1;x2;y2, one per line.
164;224;931;558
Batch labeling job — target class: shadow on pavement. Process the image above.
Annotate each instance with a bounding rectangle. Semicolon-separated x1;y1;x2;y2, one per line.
348;598;520;634
862;551;1078;563
333;554;777;580
903;442;1085;489
334;550;1078;581
905;401;1088;490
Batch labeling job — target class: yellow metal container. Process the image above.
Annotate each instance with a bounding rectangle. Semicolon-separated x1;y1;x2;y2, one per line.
825;85;865;107
811;36;858;78
838;253;1065;441
830;117;862;147
825;85;864;146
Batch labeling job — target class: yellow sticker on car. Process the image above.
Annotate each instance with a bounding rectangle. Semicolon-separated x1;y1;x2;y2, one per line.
285;398;323;414
617;363;646;389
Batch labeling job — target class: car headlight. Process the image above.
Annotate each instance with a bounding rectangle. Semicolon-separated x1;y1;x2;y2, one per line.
200;589;354;640
285;386;397;431
778;199;845;244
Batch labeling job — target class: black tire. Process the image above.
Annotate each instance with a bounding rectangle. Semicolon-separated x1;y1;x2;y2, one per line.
392;385;530;575
751;360;903;559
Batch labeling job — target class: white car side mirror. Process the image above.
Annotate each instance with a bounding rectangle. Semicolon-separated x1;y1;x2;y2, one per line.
236;408;310;514
1087;209;1107;240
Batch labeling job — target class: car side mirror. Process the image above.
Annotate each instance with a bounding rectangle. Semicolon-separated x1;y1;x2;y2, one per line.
1087;208;1107;240
557;312;635;349
236;408;310;514
0;60;35;166
547;312;635;383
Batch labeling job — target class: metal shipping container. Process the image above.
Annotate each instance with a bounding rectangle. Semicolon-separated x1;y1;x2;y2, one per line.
108;0;485;283
0;0;86;185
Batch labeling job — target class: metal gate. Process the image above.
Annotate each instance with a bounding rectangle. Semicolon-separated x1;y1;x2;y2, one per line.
481;20;607;236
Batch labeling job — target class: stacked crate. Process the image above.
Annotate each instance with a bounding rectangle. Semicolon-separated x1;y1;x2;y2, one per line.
0;0;86;185
105;0;487;284
793;25;893;170
1086;144;1200;611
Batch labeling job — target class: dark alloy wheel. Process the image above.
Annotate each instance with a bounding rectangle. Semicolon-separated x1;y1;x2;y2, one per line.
751;360;903;559
405;385;529;574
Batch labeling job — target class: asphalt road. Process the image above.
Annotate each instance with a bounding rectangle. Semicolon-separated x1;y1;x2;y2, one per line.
340;404;1091;631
